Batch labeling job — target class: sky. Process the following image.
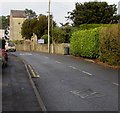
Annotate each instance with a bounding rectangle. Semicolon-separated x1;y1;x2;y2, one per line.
0;0;120;26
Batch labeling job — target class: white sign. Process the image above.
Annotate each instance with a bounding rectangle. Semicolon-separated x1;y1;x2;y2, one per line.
38;39;44;44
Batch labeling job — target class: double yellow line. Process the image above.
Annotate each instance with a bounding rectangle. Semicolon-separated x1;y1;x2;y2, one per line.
28;65;40;78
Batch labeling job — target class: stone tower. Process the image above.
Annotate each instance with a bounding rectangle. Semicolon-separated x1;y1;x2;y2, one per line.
10;10;26;41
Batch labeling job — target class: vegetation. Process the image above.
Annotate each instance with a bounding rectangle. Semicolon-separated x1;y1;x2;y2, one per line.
21;14;56;40
21;18;38;39
25;9;37;19
79;24;110;30
67;2;118;26
70;28;100;58
41;34;48;44
99;24;120;65
0;15;10;29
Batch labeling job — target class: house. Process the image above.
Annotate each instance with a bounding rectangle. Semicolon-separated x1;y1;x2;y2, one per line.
10;10;26;41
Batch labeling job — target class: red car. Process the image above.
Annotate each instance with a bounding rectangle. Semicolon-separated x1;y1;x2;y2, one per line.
1;49;8;61
0;39;8;67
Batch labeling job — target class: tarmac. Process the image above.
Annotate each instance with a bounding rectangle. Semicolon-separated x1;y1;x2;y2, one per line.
2;53;42;112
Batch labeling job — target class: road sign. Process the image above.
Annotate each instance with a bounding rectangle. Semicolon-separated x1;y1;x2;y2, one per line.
38;39;44;44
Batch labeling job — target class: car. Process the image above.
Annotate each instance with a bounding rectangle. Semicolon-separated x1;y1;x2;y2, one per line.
0;39;8;67
5;43;16;52
0;49;8;67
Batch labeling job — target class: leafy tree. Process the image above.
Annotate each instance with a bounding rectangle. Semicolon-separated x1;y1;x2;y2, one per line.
21;14;56;40
0;15;10;29
52;27;65;43
21;18;38;39
33;14;48;39
25;8;37;19
67;2;117;26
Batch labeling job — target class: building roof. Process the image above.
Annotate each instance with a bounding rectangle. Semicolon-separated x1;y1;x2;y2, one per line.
11;10;26;18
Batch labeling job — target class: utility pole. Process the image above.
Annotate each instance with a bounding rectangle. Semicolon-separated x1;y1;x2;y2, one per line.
48;0;51;53
51;15;54;53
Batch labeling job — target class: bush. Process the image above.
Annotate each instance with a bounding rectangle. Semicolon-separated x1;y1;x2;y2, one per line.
99;24;120;65
70;28;100;58
79;24;110;30
41;34;48;44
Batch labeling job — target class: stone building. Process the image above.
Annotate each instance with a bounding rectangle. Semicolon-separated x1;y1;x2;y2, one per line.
10;10;26;41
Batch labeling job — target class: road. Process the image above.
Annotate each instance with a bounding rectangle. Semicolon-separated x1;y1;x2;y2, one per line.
2;54;41;111
12;51;119;111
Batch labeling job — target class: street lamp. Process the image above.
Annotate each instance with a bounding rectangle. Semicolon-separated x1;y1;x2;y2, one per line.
48;0;51;53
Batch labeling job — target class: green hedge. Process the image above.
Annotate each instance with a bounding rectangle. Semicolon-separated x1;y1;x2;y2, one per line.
79;24;110;30
41;34;48;44
99;24;120;65
70;28;100;58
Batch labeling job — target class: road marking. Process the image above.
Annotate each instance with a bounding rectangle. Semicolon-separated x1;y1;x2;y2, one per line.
82;71;92;76
55;61;62;64
24;64;47;111
28;65;40;78
20;53;32;56
44;56;49;59
112;82;119;86
68;66;93;76
69;66;77;70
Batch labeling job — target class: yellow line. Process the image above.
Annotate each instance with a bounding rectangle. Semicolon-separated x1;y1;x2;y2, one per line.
28;65;37;77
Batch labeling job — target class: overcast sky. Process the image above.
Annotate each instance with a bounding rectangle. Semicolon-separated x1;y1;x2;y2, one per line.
0;0;120;26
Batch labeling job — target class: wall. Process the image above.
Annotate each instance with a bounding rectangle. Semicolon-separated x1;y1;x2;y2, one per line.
16;41;70;55
10;16;26;41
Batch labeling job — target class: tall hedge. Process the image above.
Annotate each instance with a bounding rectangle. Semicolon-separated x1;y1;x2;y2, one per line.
70;28;99;58
79;24;110;30
99;24;120;65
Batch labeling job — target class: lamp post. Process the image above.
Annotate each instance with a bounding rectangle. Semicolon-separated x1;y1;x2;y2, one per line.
48;0;51;53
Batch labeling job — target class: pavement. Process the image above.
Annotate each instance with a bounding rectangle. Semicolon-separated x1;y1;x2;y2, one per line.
2;54;42;111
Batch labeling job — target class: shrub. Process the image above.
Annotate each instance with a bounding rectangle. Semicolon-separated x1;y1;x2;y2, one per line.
99;24;120;65
41;34;48;44
79;24;110;30
70;28;100;58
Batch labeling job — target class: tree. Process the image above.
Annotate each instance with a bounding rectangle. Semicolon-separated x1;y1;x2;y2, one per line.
21;14;56;40
67;2;117;26
25;9;37;19
52;27;65;43
0;15;10;29
21;18;38;39
33;14;48;39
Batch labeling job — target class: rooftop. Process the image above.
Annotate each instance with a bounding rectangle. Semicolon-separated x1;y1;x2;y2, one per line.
11;10;26;18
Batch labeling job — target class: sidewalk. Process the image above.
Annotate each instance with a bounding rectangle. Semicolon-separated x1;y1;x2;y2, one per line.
2;54;42;111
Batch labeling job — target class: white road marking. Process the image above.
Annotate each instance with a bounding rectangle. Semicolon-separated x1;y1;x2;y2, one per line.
20;53;32;56
55;61;62;64
69;66;78;70
82;71;92;76
44;56;49;59
112;82;119;86
68;66;93;76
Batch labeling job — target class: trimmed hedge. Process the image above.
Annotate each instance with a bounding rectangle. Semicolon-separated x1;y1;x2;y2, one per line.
99;24;120;65
70;28;100;58
79;24;110;30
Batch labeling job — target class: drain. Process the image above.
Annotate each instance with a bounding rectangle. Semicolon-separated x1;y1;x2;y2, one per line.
70;88;103;99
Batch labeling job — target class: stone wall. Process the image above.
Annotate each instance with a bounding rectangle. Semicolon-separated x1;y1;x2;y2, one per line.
16;42;70;55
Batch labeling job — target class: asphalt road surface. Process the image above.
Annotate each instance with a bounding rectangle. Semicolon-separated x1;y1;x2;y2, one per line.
2;54;41;111
12;51;119;111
